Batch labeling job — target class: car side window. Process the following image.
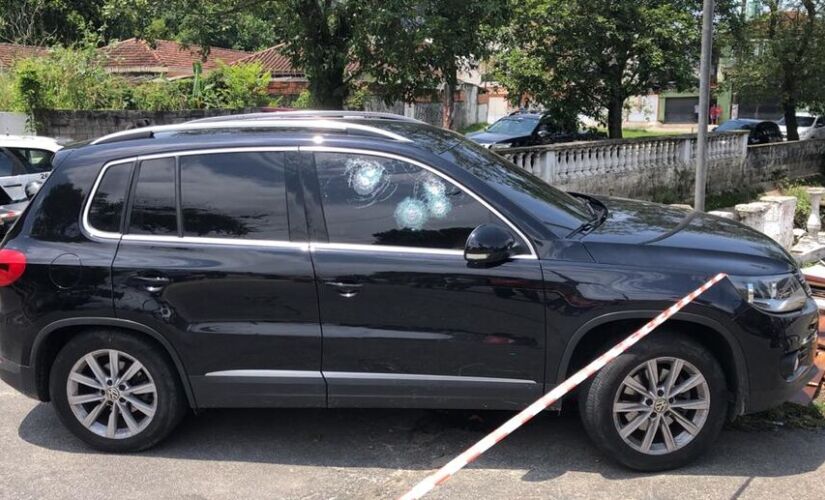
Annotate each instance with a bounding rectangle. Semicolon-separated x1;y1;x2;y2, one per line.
0;151;14;177
180;152;289;240
88;162;133;233
128;158;177;236
7;148;54;174
315;152;525;251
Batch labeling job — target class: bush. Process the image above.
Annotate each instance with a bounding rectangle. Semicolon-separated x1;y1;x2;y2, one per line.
1;47;273;114
783;184;813;228
131;79;191;111
293;89;312;109
201;61;271;109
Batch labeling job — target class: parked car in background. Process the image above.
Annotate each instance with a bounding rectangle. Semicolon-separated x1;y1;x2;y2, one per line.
0;111;818;472
713;119;783;145
776;113;825;141
467;111;605;148
0;136;61;230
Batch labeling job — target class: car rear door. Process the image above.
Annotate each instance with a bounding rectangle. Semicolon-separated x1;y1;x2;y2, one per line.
108;148;323;408
303;148;547;410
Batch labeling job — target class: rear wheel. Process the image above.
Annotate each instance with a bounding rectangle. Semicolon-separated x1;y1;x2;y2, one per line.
578;333;727;471
50;330;187;452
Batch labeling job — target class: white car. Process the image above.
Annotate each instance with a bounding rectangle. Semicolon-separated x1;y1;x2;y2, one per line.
0;135;62;228
776;113;825;140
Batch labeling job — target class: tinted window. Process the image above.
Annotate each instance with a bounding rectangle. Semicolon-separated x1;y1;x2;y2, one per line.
8;148;54;173
89;162;132;233
0;152;14;177
316;152;515;250
180;152;288;239
129;158;177;236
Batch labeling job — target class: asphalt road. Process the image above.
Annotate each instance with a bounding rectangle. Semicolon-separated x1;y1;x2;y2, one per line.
1;380;824;500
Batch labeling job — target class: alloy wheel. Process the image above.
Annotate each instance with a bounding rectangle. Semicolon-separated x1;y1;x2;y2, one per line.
612;356;710;455
66;349;157;439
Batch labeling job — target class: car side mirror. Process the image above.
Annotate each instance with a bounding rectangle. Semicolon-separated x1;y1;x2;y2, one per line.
537;129;550;138
464;224;515;266
25;180;42;199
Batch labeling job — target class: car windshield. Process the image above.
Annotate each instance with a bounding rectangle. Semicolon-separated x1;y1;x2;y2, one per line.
440;139;593;235
486;116;540;136
777;116;816;127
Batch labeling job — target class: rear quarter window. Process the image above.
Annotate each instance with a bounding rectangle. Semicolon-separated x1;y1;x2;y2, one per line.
88;162;133;234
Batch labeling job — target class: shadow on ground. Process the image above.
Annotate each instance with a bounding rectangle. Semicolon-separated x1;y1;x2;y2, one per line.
18;403;825;482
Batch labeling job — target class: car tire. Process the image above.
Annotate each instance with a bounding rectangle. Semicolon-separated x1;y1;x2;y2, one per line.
50;329;187;452
578;332;727;471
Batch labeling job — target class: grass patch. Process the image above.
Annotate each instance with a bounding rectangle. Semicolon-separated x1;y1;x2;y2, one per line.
728;402;825;431
621;128;674;138
460;122;488;135
706;187;764;211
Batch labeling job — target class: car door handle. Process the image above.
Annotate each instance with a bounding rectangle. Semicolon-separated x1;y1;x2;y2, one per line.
129;275;171;293
324;281;362;298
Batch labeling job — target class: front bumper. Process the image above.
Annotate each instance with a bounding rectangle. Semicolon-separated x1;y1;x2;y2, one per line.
0;355;38;400
738;297;820;414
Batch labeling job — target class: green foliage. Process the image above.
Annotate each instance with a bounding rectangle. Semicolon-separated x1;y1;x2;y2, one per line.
292;89;312;110
726;1;825;140
705;187;763;211
779;176;825;227
345;85;368;111
201;61;271;109
131;80;190;111
460;122;489;135
7;45;132;114
0;45;272;112
361;0;512;127
496;0;704;138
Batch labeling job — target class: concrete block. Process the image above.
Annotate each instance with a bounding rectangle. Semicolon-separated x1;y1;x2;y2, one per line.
759;195;797;249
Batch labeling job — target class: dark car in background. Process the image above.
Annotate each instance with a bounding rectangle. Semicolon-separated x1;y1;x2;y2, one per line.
0;111;818;472
467;111;605;148
713;119;783;145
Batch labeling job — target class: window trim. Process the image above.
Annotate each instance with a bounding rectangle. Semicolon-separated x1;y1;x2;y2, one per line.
81;146;538;260
302;146;538;259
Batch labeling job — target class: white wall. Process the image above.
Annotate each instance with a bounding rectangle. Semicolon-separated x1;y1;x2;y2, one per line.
0;112;27;135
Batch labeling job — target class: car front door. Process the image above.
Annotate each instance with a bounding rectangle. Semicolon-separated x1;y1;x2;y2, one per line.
108;149;323;408
304;149;546;410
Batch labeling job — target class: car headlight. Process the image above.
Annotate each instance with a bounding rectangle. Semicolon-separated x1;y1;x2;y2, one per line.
728;273;809;313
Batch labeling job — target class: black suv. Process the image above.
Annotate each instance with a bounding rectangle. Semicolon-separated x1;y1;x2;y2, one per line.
0;111;818;471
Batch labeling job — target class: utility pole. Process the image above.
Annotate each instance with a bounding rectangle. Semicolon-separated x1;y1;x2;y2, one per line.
694;0;715;211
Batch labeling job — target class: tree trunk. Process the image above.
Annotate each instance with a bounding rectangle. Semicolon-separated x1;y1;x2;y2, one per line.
309;66;348;109
782;99;799;141
607;96;624;139
441;81;456;130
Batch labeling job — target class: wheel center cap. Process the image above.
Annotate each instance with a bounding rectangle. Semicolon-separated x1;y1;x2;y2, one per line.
105;387;121;401
653;398;668;413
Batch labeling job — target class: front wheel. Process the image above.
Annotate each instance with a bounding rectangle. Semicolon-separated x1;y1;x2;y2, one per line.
578;333;728;471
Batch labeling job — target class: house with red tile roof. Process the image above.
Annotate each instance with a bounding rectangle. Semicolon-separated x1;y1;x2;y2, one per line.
231;44;310;97
100;38;249;79
0;43;49;69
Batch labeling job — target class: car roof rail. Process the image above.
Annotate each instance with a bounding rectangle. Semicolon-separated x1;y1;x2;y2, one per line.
187;110;425;124
90;119;413;146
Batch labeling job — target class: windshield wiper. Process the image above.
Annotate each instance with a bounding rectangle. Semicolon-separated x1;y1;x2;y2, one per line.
566;194;607;238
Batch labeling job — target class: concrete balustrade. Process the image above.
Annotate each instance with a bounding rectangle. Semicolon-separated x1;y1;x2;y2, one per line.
500;133;825;201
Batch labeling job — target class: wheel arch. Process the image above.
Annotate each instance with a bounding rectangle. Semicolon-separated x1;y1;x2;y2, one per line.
31;317;196;408
557;311;748;416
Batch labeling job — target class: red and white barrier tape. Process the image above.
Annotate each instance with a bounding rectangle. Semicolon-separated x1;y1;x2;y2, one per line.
399;272;728;500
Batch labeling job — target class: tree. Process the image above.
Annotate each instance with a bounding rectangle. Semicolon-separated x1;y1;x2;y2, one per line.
362;0;511;128
727;0;824;140
496;0;703;139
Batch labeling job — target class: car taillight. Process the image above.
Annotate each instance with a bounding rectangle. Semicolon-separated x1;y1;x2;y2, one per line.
0;249;26;286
